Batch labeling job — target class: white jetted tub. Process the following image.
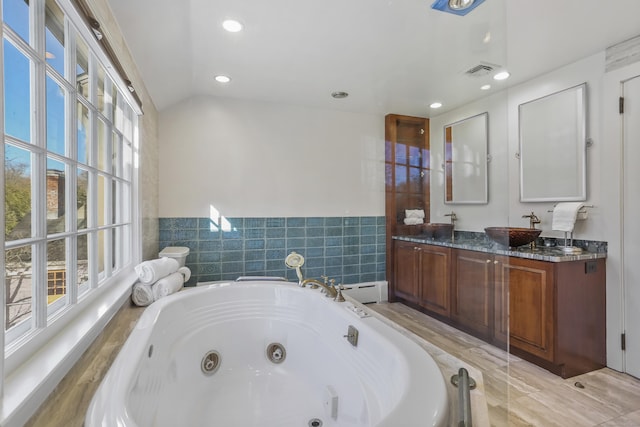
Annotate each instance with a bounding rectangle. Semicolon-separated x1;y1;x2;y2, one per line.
86;280;448;427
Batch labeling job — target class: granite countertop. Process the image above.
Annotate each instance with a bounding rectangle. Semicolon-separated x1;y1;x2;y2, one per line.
393;233;607;262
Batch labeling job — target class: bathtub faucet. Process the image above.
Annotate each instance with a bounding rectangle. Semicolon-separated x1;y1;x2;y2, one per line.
300;278;338;298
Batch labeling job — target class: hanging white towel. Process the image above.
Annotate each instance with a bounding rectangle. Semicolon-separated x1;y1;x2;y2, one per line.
135;257;180;284
405;209;426;219
131;282;154;307
152;271;184;301
403;217;424;225
552;202;584;232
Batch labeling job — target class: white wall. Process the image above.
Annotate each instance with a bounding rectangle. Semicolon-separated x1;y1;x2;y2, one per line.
505;53;605;241
159;96;385;218
431;51;626;370
429;91;509;230
430;52;605;239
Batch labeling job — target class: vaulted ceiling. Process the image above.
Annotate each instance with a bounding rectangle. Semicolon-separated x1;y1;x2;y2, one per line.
106;0;640;116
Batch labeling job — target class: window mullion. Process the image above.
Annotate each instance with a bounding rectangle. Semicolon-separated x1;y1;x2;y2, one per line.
0;10;6;399
87;50;99;287
66;20;78;304
32;0;47;330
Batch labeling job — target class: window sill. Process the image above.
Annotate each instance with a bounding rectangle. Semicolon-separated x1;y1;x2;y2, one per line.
1;268;136;427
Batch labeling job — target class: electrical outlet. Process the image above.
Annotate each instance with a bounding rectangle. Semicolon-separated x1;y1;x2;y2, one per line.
585;261;597;274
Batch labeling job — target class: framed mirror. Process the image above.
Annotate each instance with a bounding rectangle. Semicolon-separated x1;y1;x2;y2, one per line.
444;112;489;204
519;83;587;202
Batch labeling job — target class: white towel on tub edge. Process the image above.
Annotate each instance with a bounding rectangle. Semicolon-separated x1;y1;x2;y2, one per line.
131;282;154;306
152;271;184;301
135;257;180;284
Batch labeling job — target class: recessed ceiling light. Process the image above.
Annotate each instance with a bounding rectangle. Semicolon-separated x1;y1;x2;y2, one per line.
331;91;349;99
480;84;491;90
222;19;243;33
493;71;510;81
430;102;443;109
448;0;474;10
431;0;485;16
214;75;231;83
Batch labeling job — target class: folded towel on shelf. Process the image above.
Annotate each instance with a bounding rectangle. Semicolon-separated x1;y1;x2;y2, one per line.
403;217;425;225
178;266;191;283
135;257;180;284
405;209;426;219
131;282;154;307
552;202;584;232
152;271;185;301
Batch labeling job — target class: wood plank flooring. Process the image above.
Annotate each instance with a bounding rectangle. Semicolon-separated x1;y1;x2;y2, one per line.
369;302;640;427
23;299;640;427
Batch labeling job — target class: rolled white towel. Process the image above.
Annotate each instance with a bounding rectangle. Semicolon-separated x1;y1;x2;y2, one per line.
403;217;424;225
552;202;584;232
178;266;191;283
135;257;180;284
405;209;425;219
152;271;184;301
131;282;154;307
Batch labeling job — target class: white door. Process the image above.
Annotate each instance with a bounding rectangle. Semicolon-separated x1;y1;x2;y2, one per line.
623;74;640;378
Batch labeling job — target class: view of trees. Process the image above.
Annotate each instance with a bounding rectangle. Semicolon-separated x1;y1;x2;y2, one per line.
5;154;33;329
5;155;30;240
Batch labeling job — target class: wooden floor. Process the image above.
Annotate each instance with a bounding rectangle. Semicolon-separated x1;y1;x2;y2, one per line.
24;299;640;427
370;302;640;427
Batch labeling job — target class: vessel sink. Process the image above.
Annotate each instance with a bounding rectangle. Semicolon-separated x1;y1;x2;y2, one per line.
484;227;542;248
423;223;454;239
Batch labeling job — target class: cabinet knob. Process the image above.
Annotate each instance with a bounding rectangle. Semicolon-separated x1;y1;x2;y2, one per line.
494;260;499;264
486;259;491;263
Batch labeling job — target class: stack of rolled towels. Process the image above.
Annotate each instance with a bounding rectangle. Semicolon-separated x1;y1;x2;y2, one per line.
404;209;425;225
131;257;192;306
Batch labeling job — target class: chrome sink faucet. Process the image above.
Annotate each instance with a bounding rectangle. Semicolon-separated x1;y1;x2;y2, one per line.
522;211;541;229
301;278;338;299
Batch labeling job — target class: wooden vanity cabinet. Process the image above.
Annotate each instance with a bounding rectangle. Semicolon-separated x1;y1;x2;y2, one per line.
450;249;494;340
393;240;450;317
495;255;606;378
496;256;555;362
392;241;606;378
417;244;451;317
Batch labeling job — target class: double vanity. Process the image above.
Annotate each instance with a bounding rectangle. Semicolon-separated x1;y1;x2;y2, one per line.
390;232;606;378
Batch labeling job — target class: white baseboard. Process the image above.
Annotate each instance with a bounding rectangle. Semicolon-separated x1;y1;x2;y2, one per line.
341;281;388;304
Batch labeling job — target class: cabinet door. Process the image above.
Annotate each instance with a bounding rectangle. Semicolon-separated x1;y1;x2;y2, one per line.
418;245;451;317
451;249;493;339
393;241;420;303
493;256;509;348
504;257;555;362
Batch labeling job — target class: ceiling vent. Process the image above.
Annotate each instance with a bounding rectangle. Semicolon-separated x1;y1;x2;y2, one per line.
464;62;499;77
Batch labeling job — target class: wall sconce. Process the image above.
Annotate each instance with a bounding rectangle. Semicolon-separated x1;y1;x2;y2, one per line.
431;0;486;16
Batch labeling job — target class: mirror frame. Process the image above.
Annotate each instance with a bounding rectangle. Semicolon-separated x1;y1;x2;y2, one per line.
444;112;489;205
518;83;587;202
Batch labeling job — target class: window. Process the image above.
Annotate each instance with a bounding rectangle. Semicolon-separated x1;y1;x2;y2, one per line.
3;0;139;345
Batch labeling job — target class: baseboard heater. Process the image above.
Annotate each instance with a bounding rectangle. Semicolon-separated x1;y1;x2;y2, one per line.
341;281;388;304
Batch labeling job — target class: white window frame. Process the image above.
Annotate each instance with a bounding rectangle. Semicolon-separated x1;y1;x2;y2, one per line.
1;0;142;424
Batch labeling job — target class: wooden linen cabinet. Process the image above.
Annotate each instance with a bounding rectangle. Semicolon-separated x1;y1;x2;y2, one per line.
384;114;430;302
